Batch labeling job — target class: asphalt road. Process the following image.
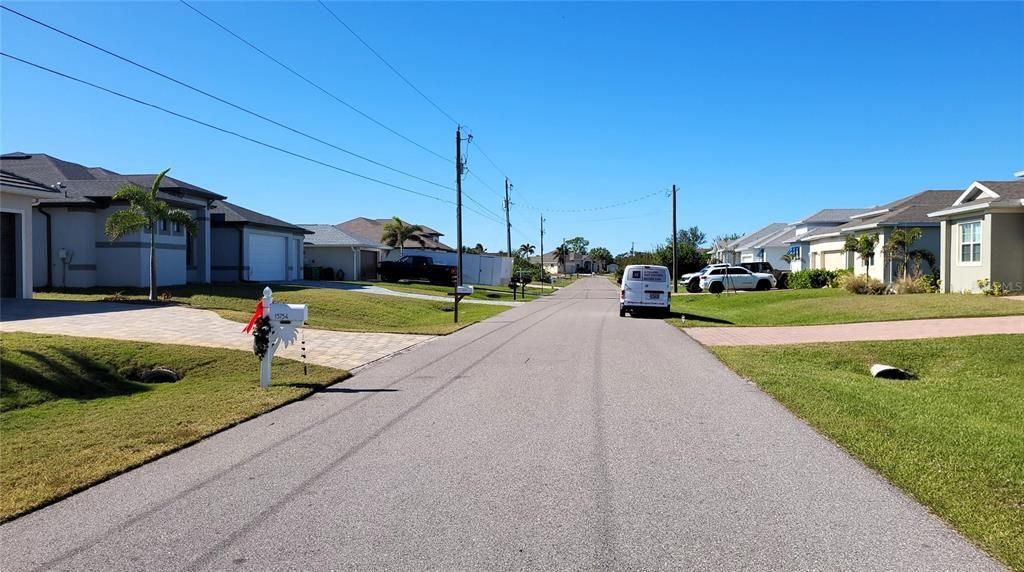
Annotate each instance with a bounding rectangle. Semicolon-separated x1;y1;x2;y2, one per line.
0;277;1000;570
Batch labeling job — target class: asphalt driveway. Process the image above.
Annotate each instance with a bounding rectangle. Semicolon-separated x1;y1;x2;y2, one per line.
0;277;999;570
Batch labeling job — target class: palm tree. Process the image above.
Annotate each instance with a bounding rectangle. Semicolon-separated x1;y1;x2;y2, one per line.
518;243;535;257
381;216;426;256
844;233;880;277
554;244;570;273
104;169;196;301
883;227;923;279
473;243;485;254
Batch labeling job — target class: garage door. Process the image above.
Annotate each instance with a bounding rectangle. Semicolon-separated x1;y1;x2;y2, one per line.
248;234;287;281
822;250;844;270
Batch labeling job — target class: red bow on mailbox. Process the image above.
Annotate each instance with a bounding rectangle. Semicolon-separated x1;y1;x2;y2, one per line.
242;300;264;334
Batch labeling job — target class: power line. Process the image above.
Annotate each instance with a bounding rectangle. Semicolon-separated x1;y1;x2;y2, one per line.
1;51;459;205
177;0;451;164
515;189;662;213
0;4;455;194
316;0;459;126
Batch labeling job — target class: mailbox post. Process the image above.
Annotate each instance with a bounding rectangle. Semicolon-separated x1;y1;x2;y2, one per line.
451;284;473;323
254;287;308;388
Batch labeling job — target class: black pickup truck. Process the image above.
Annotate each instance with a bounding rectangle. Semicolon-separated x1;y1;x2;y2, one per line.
378;255;457;285
739;262;790;289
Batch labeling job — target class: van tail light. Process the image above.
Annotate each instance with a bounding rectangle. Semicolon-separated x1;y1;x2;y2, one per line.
620;289;625;298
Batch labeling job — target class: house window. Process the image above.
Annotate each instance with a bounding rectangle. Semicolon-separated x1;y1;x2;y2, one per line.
160;220;168;233
173;222;181;234
959;221;981;263
186;232;195;266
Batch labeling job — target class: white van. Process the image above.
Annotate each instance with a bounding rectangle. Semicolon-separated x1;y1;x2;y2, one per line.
619;264;671;317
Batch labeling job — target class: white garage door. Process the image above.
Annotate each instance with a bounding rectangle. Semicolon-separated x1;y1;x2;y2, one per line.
822;250;844;270
248;234;287;281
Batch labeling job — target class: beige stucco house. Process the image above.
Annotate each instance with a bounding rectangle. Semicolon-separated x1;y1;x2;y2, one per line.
928;177;1024;293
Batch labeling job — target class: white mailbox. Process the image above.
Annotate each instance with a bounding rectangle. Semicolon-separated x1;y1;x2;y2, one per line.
455;285;474;295
267;303;307;326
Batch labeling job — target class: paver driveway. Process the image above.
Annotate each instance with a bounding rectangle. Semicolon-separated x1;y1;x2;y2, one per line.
0;299;430;371
0;278;999;570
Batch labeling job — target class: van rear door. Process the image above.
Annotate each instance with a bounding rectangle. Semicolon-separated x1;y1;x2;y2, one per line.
641;266;667;306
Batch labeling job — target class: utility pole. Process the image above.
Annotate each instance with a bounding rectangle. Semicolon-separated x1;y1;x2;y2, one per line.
672;183;678;293
454;127;464;323
504;177;512;259
540;214;545;291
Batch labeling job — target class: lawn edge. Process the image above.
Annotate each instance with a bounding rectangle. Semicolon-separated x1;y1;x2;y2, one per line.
705;344;1013;570
0;363;352;524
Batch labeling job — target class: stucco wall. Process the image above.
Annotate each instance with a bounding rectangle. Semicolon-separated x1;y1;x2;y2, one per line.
1;193;36;298
944;214;990;293
304;246;358;281
990;212;1024;294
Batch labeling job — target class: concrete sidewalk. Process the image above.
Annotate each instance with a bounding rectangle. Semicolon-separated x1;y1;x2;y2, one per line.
0;299;431;371
685;315;1024;346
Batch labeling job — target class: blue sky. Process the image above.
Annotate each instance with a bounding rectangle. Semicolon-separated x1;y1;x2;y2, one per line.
2;1;1022;255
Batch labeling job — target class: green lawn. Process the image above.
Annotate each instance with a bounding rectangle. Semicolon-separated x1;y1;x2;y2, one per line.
342;280;547;302
671;288;1024;327
34;283;509;335
712;335;1024;570
0;333;349;521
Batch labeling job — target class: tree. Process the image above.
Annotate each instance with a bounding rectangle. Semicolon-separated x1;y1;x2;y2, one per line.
780;252;799;265
518;243;536;257
883;227;923;279
474;243;485;254
554;244;571;270
381;216;425;256
713;232;743;244
589;246;613;271
670;226;707;248
104;169;196;301
844;233;879;276
564;236;589;254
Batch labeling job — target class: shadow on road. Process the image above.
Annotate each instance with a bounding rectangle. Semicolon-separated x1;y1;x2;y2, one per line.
675;312;735;325
320;387;400;394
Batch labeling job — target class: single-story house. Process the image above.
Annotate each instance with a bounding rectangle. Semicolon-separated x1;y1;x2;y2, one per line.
529;250;593;275
803;190;959;283
209;200;309;282
337;217;455;253
300;224;388;281
928;177;1024;293
784;208;868;272
2;152;224;289
715;223;790;267
0;170;62;298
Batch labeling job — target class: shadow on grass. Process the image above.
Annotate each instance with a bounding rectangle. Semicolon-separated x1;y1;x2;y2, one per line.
675;312;735;325
1;348;150;411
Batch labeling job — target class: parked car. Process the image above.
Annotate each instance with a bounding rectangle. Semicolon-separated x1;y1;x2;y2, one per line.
699;266;776;294
619;264;671;317
378;255;457;285
681;263;729;293
739;261;789;289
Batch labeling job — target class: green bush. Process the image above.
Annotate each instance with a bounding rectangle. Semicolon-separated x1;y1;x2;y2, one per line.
891;276;931;294
840;273;887;295
788;269;841;289
829;269;852;288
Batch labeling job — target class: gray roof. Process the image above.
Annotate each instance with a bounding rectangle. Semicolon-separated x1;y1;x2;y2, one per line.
0;152;226;203
840;190;960;230
763;226;798;248
300;224;385;247
209;200;309;234
976;179;1024;204
730;223;790;250
0;170;61;195
793;208;870;224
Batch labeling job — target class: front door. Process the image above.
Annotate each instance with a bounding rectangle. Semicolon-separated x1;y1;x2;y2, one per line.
1;212;18;297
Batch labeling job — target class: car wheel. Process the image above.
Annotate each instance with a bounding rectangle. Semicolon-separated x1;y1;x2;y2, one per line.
686;279;701;294
756;279;771;291
708;281;724;294
619;306;626;317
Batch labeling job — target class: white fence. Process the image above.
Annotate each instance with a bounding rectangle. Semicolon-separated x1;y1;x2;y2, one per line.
383;249;513;286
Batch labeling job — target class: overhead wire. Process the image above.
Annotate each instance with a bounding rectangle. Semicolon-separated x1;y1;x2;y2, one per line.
0;4;456;193
178;0;452;164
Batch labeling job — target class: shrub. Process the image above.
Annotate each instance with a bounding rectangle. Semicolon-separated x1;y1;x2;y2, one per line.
829;269;852;288
788;269;839;289
921;269;941;293
891;276;931;294
977;278;1006;296
840;273;886;295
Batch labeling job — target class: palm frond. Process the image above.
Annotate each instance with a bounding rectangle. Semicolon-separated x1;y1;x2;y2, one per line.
111;184;152;208
104;209;149;241
150;168;171;199
164;209;198;235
